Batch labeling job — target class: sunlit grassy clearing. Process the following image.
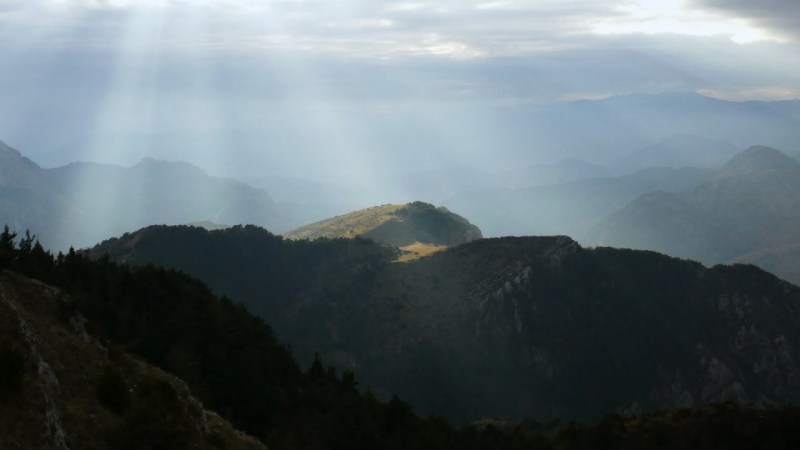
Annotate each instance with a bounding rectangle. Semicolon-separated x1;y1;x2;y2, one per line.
395;241;448;263
284;204;404;240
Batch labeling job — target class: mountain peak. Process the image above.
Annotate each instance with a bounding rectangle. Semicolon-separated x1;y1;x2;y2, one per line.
719;145;800;178
0;139;17;153
0;139;31;163
284;201;482;251
0;140;45;188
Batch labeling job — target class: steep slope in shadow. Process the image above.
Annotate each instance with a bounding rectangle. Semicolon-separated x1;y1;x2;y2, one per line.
91;225;800;423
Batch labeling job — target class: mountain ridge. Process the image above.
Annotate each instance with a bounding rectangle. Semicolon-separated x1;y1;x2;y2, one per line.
717;145;800;178
89;223;800;423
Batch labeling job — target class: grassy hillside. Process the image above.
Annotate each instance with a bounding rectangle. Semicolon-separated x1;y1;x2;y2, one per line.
285;203;406;240
284;201;482;260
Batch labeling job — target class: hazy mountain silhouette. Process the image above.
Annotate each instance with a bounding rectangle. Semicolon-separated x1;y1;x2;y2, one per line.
48;158;290;244
444;166;714;238
590;146;800;284
0;141;289;250
13;93;800;182
7;91;800;245
497;158;612;189
0;141;85;247
616;134;738;173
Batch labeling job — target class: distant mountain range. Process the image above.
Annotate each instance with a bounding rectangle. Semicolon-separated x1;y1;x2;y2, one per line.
244;131;759;220
0;140;288;250
7;93;800;232
615;134;738;173
0;141;79;246
444;164;715;238
90;223;800;423
10;92;800;180
590;145;800;284
5;133;800;288
445;142;800;288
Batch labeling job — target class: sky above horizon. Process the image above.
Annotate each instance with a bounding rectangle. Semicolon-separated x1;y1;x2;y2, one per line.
1;0;799;173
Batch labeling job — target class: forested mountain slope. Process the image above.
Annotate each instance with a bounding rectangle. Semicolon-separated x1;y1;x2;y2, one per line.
92;224;800;423
0;266;266;449
0;228;550;449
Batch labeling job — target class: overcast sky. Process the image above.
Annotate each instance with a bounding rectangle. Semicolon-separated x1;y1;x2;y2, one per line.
1;0;799;171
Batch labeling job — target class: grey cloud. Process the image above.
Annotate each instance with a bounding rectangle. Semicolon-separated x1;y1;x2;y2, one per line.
2;32;798;114
0;0;625;58
1;0;799;144
692;0;800;40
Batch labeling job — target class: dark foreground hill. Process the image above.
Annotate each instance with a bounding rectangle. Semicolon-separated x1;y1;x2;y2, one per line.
0;228;553;449
0;270;266;449
4;227;800;449
91;224;800;424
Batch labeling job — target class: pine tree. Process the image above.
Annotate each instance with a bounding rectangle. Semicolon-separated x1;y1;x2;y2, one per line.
0;225;17;269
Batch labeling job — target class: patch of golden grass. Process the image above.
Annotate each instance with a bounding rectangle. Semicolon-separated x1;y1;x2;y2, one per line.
394;242;448;263
285;204;405;240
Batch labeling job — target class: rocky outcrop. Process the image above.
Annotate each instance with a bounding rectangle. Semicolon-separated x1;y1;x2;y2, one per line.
0;271;266;450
